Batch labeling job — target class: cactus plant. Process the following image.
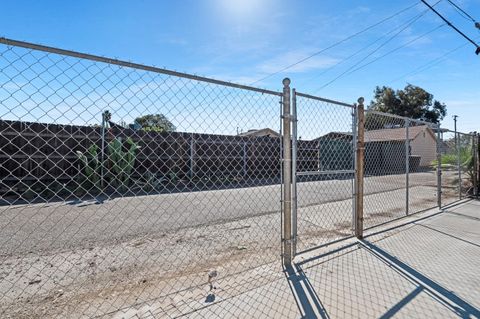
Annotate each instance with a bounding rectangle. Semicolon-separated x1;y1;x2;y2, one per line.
76;144;101;191
107;137;140;191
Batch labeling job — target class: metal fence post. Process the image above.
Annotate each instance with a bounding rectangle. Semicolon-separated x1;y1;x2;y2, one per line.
242;141;247;178
354;98;365;239
436;126;442;208
100;111;107;190
352;105;358;232
291;88;298;258
473;132;478;197
282;78;292;266
477;133;480;197
190;133;195;179
405;119;410;216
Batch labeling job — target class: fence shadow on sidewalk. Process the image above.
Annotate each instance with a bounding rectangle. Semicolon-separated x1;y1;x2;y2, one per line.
284;202;480;319
284;264;330;319
359;239;480;318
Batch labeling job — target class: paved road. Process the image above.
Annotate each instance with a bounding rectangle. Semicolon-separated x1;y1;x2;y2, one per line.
0;172;442;255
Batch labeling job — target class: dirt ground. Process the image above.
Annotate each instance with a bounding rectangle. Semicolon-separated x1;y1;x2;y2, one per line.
0;171;461;318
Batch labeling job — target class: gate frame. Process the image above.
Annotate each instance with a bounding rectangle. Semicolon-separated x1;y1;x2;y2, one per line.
282;78;293;267
289;90;358;257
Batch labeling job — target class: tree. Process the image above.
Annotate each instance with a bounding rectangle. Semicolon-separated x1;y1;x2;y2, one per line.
134;114;176;132
366;84;447;129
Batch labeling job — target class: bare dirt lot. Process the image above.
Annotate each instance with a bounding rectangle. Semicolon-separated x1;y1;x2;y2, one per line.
0;171;459;318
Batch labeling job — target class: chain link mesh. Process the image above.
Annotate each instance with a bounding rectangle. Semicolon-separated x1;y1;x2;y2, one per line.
363;111;408;228
293;92;354;254
0;41;296;318
439;130;476;206
406;120;439;215
458;132;476;199
0;38;478;318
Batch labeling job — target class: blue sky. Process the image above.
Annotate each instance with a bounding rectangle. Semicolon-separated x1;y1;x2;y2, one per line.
0;0;479;134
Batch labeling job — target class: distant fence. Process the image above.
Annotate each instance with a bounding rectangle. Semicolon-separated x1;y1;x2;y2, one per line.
2;118;444;202
2;119;353;202
0;119;283;200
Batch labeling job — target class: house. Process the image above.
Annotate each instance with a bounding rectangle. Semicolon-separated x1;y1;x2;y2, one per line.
312;125;437;173
238;128;280;138
365;125;437;167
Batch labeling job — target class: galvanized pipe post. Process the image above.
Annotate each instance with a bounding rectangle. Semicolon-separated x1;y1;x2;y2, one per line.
291;89;298;258
405;119;410;215
100;111;107;190
282;78;293;266
190;133;195;179
352;105;358;232
473;132;478;197
354;98;365;239
242;140;247;178
436;125;442;208
477;133;480;197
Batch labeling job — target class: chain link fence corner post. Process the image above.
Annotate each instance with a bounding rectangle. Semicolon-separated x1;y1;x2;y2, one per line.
405;118;410;216
354;97;365;239
282;78;292;267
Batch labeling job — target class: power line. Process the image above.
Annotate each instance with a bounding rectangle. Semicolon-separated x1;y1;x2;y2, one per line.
249;1;421;84
446;0;476;23
421;0;480;54
297;6;434;87
389;35;480;84
307;5;434;90
314;23;446;92
389;41;470;84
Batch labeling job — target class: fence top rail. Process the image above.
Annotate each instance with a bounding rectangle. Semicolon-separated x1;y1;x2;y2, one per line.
442;128;476;136
365;109;439;127
294;91;354;108
0;37;282;97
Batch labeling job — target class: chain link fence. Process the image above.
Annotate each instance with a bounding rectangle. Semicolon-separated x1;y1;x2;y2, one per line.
363;111;408;228
0;37;478;318
292;91;355;255
439;130;477;206
457;131;477;199
0;38;290;318
440;130;461;206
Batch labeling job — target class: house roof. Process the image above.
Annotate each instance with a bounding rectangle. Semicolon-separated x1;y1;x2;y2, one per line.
313;132;352;141
238;128;280;137
365;125;435;142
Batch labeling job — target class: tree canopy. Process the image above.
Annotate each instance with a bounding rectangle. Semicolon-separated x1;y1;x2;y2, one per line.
366;84;446;129
134;114;176;132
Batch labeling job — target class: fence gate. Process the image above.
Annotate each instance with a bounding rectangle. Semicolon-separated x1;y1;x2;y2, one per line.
291;91;356;256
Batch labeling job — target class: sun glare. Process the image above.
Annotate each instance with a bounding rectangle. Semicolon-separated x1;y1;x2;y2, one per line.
213;0;272;24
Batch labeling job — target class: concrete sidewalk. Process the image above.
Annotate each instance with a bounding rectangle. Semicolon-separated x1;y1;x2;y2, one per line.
171;199;480;319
